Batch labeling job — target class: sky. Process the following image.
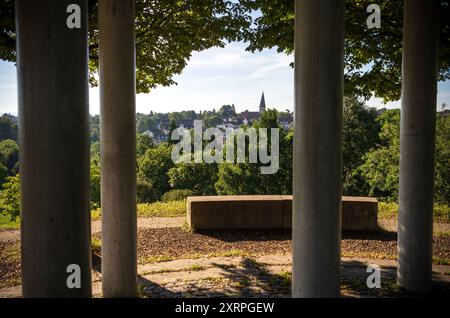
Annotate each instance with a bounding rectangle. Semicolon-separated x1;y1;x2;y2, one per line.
1;41;449;115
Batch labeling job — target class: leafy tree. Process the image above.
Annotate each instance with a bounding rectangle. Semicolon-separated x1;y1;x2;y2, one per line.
162;189;195;202
216;109;292;195
0;174;20;220
215;162;260;195
168;162;218;195
0;0;251;93
137;133;154;157
240;0;450;101
357;109;400;201
342;96;380;195
218;105;236;118
0;163;7;185
137;177;158;203
0;115;18;141
435;114;450;204
168;119;177;144
201;113;222;128
0;139;18;173
91;141;101;157
138;143;174;199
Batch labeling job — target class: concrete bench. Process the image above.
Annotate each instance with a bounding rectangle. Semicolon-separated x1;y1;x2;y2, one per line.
187;195;378;231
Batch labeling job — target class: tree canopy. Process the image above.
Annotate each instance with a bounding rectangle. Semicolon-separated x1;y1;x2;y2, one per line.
0;0;251;93
3;1;449;100
240;0;450;101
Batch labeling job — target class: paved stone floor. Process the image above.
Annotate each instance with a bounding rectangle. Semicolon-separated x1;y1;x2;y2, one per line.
1;255;449;298
1;217;449;298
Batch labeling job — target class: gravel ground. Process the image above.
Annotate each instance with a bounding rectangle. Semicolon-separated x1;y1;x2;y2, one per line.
0;217;185;243
2;224;450;291
91;217;184;234
93;227;450;264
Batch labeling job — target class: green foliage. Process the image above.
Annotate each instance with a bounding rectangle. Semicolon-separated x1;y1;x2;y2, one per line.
0;114;18;141
90;115;100;143
91;200;186;219
240;0;450;101
168;119;177;144
379;202;450;223
357;110;450;204
0;163;7;185
91;141;100;156
138;143;174;199
136;200;186;218
1;1;252;93
0;212;19;229
215;110;292;195
342;96;380;195
357;109;400;201
201;112;222;127
218;105;236;118
168;162;218;195
0;174;20;220
0;139;18;174
137;177;158;204
435;114;450;205
137;133;154;157
162;189;195;202
90;155;101;209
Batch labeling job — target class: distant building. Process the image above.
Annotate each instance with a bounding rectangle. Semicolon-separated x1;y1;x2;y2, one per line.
238;92;267;125
259;92;266;113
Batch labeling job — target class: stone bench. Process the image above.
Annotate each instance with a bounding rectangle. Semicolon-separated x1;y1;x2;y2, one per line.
187;195;378;231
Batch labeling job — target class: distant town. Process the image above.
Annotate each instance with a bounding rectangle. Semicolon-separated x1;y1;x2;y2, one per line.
127;92;294;144
1;95;448;146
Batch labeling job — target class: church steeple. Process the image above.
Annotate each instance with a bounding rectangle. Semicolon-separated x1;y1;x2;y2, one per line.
259;92;266;113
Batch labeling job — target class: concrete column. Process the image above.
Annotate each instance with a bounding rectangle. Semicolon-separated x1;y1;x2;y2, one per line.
397;0;439;293
99;0;137;297
16;0;91;297
292;0;344;298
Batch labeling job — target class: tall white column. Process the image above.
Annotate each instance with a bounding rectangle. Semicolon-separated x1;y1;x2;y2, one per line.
16;0;91;297
292;0;345;298
397;0;439;293
99;0;137;297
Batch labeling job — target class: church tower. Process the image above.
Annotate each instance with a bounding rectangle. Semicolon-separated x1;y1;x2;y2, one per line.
259;92;266;113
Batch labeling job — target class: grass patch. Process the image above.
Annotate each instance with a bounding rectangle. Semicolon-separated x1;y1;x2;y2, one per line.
188;264;206;271
141;264;206;276
432;257;450;266
0;214;19;230
378;202;450;223
269;270;292;289
140;254;173;264
91;238;101;253
91;209;101;221
91;200;186;220
342;250;397;260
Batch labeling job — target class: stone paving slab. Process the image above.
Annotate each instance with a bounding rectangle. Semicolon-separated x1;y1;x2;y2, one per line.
2;255;449;298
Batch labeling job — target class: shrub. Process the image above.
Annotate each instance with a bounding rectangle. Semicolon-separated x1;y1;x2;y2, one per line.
162;189;195;202
0;174;20;220
137;178;158;203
